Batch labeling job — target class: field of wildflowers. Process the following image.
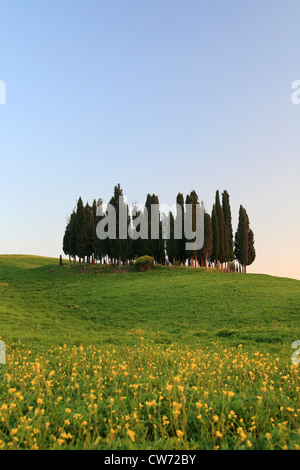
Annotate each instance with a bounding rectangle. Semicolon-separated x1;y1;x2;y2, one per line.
0;256;299;450
0;341;299;450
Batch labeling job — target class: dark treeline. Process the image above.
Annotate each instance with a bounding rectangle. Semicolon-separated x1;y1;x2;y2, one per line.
63;184;256;273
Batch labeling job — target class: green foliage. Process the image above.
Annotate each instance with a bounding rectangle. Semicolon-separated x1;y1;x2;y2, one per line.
215;190;227;264
222;190;234;261
211;204;219;264
247;228;256;266
76;197;88;266
234;205;255;271
134;255;155;271
201;212;213;267
62;185;256;271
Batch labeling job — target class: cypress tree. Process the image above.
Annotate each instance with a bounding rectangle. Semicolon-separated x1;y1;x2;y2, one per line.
222;190;234;271
247;228;256;268
211;204;219;268
76;197;88;270
94;198;106;268
144;193;164;263
109;184;130;269
144;194;153;257
234;205;248;273
131;202;146;259
85;203;95;263
185;190;199;267
176;193;185;264
69;211;77;264
62;218;71;263
215;190;227;269
152;194;164;264
165;210;176;264
202;212;213;268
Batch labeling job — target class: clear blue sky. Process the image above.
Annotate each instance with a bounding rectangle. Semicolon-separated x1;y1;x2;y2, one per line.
0;0;299;279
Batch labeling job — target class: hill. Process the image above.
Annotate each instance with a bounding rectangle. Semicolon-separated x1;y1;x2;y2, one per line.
0;254;299;353
0;255;299;450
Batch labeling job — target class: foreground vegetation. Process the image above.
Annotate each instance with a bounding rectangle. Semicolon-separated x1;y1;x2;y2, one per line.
1;343;299;450
0;255;299;449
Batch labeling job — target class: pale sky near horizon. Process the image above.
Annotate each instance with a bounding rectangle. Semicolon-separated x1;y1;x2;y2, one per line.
0;1;299;280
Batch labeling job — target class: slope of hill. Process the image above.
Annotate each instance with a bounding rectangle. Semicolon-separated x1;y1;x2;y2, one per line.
0;255;299;450
0;255;299;354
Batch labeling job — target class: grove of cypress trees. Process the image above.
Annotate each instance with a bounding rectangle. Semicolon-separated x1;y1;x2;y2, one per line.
62;185;256;273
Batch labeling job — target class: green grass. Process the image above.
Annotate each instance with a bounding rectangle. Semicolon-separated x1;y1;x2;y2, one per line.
0;255;299;354
0;255;299;450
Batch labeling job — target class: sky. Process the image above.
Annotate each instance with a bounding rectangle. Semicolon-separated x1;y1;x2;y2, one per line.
0;0;299;280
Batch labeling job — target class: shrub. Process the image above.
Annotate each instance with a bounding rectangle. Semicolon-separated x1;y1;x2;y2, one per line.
134;255;155;272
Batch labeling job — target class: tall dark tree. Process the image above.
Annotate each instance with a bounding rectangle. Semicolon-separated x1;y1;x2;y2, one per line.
76;197;88;270
222;190;234;271
165;211;176;264
152;194;164;264
85;203;95;263
176;193;185;264
201;212;213;268
234;205;248;273
69;211;77;264
94;198;106;268
247;228;256;267
185;190;199;267
62;218;71;262
211;204;219;268
109;184;131;269
215;190;227;268
144;193;164;263
130;202;147;259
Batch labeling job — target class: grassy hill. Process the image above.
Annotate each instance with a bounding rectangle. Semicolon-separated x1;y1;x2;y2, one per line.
0;254;299;353
0;255;299;450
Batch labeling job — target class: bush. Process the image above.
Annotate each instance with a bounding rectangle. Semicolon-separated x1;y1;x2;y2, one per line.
134;255;155;272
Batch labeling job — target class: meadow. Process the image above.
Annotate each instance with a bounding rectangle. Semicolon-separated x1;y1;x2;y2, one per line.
0;255;299;450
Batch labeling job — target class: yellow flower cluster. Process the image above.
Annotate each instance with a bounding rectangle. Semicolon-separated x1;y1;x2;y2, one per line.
0;342;298;450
